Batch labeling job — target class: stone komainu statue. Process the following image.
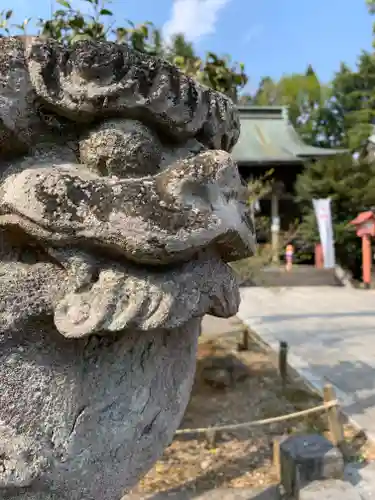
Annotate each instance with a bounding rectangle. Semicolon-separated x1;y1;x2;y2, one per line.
0;37;255;499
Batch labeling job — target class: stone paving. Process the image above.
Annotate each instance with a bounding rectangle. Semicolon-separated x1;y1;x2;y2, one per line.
344;461;375;499
237;285;375;497
237;286;375;439
125;486;279;499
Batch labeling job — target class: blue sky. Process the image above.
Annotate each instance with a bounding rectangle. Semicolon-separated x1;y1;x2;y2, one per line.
5;0;374;92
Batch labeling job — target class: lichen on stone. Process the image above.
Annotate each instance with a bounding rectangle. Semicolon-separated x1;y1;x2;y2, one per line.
0;36;255;500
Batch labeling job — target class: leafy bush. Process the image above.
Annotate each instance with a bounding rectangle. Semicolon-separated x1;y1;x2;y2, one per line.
0;0;247;99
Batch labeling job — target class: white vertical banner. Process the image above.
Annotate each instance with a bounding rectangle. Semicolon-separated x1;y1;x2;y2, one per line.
313;198;336;269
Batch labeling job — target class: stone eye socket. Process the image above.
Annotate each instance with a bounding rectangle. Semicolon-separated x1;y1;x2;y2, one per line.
79;119;162;178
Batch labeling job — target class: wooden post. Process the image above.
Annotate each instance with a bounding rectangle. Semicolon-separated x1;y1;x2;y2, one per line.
237;328;250;351
323;384;344;448
273;438;281;482
279;341;288;388
205;429;217;448
242;329;249;351
362;234;372;289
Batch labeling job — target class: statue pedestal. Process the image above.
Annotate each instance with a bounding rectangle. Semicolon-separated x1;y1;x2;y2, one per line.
0;318;200;499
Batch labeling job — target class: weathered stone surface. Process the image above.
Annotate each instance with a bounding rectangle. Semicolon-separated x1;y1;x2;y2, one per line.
0;36;254;500
0;314;200;500
52;249;239;338
0;36;40;159
0;37;78;161
26;38;240;151
160;138;206;169
79;119;162;177
0;151;255;265
299;479;362;499
280;434;344;498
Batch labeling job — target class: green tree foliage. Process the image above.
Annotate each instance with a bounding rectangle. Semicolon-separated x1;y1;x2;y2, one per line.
0;0;247;98
367;0;375;45
294;3;375;275
330;53;375;150
295;155;375;274
166;35;247;100
249;67;340;148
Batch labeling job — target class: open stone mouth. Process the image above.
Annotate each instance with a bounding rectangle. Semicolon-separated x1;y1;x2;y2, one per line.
0;150;256;339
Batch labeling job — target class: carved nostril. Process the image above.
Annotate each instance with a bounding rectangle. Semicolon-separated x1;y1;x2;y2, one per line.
170;179;213;210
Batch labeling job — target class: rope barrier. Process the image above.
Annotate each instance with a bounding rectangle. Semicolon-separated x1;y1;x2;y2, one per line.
174;399;338;435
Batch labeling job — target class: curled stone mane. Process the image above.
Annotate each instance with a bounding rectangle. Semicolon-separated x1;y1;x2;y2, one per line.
0;36;255;500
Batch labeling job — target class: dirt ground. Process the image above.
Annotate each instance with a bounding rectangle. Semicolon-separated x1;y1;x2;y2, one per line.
130;327;375;497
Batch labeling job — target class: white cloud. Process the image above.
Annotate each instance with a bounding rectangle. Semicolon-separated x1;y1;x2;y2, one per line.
242;23;264;44
163;0;230;43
